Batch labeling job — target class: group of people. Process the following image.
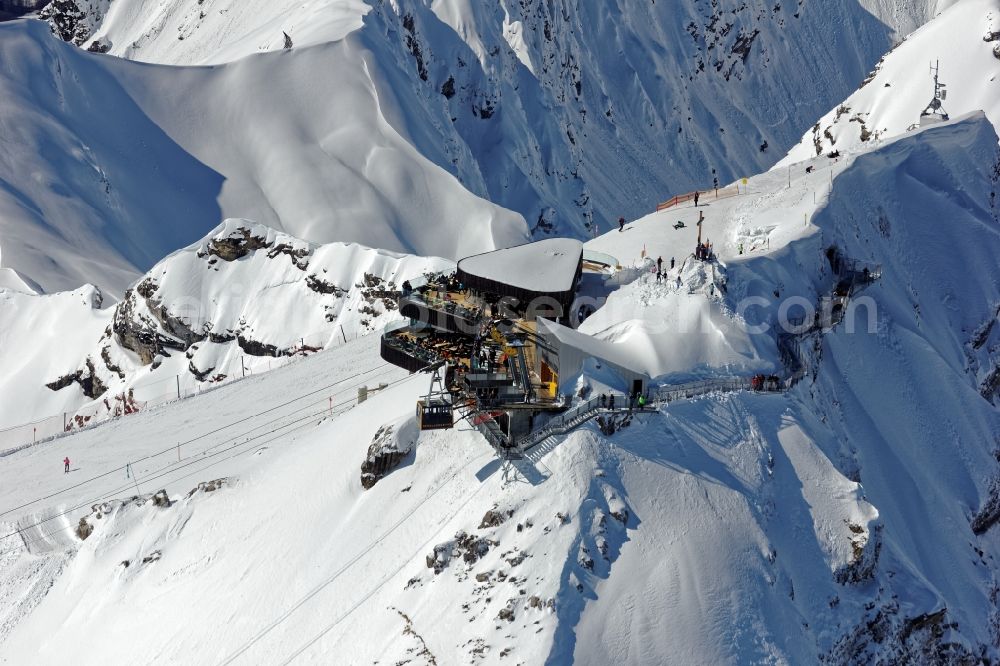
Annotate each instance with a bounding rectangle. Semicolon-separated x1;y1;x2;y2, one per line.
599;391;648;412
751;374;782;391
694;242;714;261
471;335;501;373
652;255;678;283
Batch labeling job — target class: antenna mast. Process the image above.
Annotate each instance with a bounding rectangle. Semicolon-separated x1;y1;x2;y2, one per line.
918;60;949;127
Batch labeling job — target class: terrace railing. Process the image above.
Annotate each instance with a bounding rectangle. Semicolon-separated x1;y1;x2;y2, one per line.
510;376;775;455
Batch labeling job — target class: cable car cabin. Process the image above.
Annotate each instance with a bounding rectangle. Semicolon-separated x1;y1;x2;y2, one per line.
417;398;454;430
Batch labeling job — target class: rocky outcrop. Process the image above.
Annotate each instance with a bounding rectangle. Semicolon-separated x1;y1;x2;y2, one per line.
112;286;196;365
39;0;112;46
201;227;270;262
971;472;1000;535
187;360;215;382
40;0;89;45
356;273;399;311
266;242;310;270
100;345;125;380
186;477;228;498
45;357;107;398
479;508;513;529
827;605;985;664
39;220;445;414
361;421;416;489
236;334;283;359
834;523;882;585
305;274;346;296
425;531;497;574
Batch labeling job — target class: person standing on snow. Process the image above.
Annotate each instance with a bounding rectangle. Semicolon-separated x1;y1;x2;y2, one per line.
657;256;663;272
618;216;625;232
670;257;675;269
694;191;700;207
63;456;70;474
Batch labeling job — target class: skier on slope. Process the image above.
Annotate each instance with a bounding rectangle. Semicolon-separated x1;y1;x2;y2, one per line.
694;191;700;207
63;456;70;474
618;216;625;232
657;256;663;272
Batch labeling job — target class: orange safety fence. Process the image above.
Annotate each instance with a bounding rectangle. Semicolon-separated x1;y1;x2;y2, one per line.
656;185;741;212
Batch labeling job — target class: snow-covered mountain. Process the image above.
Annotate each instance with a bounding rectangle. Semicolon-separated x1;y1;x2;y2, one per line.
0;18;526;296
0;219;450;433
1;112;998;664
3;1;1000;663
2;0;953;294
45;0;959;66
780;0;1000;164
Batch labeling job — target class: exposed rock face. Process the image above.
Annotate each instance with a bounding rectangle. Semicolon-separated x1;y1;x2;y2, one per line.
479;508;513;529
425;531;497;574
834;523;882;585
186;477;228;498
112;284;199;365
971;473;1000;535
361;421;416;490
305;274;346;296
40;0;111;46
201;227;270;262
45;357;107;399
43;220;448;415
827;605;984;664
40;0;89;45
75;516;93;540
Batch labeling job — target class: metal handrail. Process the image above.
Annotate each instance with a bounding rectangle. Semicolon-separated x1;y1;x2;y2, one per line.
511;376;774;454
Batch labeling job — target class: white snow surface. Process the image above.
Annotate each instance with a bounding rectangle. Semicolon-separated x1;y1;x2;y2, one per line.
5;0;953;294
0;112;999;664
0;19;527;295
780;0;1000;166
93;0;370;64
0;219;452;434
457;238;582;293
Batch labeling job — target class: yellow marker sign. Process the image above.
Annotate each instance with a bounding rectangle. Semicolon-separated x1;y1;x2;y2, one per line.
742;177;748;185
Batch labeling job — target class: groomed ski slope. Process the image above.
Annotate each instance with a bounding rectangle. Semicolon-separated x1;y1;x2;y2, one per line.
0;113;999;664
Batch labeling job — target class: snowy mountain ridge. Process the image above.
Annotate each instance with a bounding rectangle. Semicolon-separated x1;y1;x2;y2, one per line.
0;111;998;664
1;2;1000;663
1;0;958;295
780;0;1000;165
0;114;1000;664
0;219;451;436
